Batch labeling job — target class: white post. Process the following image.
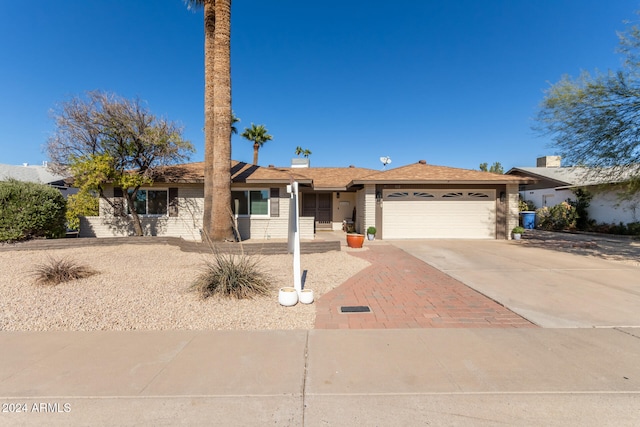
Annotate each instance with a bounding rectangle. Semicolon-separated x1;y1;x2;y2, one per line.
287;181;302;293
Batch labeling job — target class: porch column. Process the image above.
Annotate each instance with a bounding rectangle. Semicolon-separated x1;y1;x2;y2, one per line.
507;184;520;239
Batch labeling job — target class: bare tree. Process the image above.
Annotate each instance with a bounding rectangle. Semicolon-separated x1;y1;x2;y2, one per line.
47;91;193;236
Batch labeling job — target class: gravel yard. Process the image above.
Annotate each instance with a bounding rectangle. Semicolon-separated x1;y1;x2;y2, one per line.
0;245;370;331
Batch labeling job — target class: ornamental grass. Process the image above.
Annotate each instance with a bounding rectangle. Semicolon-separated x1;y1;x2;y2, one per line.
32;257;97;286
191;252;272;300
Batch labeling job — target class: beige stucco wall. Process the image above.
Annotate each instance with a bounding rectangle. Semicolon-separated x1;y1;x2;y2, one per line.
507;184;520;239
82;184;314;241
331;192;357;230
354;185;376;235
362;184;376;235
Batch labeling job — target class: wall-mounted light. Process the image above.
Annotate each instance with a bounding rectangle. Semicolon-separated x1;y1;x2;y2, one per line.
375;191;383;203
336;192;340;199
499;191;506;203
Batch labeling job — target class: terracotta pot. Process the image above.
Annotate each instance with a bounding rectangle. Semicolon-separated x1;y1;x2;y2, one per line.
346;233;365;248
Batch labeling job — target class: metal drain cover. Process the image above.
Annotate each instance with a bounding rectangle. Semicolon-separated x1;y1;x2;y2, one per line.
340;306;371;313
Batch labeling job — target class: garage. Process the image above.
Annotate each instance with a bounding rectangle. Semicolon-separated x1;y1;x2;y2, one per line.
382;189;496;239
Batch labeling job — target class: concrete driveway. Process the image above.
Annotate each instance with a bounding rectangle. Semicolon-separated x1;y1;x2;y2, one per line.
390;231;640;328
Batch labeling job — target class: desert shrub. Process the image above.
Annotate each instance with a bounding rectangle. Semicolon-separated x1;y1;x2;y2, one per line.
0;180;66;242
192;253;272;299
569;189;593;230
536;201;578;231
32;257;97;286
518;196;536;211
590;221;640;236
627;222;640;235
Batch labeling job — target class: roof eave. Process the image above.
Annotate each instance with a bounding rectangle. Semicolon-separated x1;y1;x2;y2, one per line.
311;186;349;191
159;179;205;184
506;168;572;186
243;178;313;185
351;179;533;185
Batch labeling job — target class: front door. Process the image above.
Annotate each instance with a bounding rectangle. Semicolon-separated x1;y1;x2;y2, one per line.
302;193;332;230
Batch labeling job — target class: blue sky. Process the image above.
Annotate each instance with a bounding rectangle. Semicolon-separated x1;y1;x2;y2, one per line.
0;0;637;171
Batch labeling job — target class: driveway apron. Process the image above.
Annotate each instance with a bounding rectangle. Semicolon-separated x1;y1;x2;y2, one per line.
391;236;640;328
314;244;535;329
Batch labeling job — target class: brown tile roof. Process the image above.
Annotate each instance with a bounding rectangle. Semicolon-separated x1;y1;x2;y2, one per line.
274;166;377;189
150;161;296;184
150;161;376;189
149;162;206;183
352;161;534;184
150;160;533;187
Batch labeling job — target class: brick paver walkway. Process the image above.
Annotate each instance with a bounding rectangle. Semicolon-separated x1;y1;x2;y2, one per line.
314;244;536;329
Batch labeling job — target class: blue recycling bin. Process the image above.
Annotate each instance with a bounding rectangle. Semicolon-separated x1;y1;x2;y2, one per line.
521;211;536;229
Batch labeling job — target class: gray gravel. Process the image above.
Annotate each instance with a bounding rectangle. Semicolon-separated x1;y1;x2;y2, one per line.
0;245;370;331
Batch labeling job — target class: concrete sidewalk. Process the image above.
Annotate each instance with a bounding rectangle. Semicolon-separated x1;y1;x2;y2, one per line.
2;329;640;426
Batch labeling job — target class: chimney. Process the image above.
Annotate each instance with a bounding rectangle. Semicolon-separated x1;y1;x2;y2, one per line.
536;156;561;168
291;158;310;168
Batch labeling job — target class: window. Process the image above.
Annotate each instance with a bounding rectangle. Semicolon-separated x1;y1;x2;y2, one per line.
467;192;490;198
386;192;409;199
442;192;464;198
413;192;435;199
232;190;269;216
128;189;168;215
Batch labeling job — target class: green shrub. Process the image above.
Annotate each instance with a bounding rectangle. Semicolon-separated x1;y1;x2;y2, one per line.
569;189;593;230
536;201;578;231
32;257;97;286
0;180;67;242
591;221;640;236
65;190;99;231
191;253;272;300
627;222;640;235
518;197;536;211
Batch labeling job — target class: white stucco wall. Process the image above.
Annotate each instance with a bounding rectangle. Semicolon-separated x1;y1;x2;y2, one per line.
519;188;574;210
332;192;356;231
520;186;640;225
589;190;640;224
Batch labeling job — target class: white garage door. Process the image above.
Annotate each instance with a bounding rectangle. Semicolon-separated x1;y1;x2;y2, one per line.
382;189;496;239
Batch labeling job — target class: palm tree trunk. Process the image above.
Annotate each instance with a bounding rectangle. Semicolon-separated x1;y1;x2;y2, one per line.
203;0;234;242
253;143;259;165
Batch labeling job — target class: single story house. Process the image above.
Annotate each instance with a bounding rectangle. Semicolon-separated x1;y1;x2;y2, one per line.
0;162;76;198
506;156;640;225
80;159;532;240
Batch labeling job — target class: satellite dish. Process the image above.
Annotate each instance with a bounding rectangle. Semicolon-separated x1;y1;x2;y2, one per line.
380;156;392;169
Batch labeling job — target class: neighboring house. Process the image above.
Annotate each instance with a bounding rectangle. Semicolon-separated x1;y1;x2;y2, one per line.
0;162;76;198
506;156;640;225
80;159;531;241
